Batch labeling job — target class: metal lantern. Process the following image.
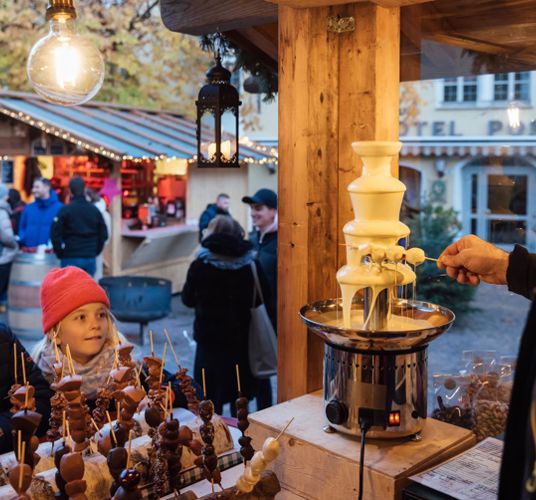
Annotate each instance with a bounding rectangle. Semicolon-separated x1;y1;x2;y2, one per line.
196;51;241;168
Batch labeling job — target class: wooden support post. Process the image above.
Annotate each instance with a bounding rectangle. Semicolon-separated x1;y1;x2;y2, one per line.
277;2;400;402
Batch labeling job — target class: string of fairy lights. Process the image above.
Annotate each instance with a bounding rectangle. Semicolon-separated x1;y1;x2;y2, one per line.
0;105;278;166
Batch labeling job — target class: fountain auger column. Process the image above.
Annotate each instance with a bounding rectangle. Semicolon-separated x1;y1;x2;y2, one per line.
301;140;454;438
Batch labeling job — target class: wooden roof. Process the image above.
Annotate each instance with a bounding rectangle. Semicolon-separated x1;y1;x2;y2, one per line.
161;0;536;80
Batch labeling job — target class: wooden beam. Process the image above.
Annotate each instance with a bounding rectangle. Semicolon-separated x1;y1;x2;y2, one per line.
160;0;277;35
277;2;400;402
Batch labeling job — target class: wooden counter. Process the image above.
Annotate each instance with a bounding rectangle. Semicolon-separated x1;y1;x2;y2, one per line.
111;220;198;293
247;391;476;500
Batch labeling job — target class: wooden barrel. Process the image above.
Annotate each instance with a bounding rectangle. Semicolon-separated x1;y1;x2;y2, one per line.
7;252;59;340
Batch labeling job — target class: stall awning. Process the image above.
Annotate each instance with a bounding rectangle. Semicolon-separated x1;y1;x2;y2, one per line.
256;136;536;158
0;91;276;164
400;138;536;157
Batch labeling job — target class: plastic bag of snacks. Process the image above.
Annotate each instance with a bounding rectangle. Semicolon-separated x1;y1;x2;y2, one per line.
431;374;475;430
462;351;512;441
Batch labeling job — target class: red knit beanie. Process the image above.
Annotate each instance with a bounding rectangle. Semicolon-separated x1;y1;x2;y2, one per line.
40;267;111;333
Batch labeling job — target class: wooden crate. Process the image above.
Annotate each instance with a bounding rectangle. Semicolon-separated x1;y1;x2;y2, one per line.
248;391;476;500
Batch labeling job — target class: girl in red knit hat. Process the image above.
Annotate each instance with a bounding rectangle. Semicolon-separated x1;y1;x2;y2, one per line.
31;266;122;401
32;267;194;410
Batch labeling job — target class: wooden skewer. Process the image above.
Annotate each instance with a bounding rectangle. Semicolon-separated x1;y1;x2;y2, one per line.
24;382;29;410
66;419;73;451
53;337;60;364
202;368;207;399
159;403;168;418
106;411;117;446
163;385;170;418
13;343;17;385
235;364;242;395
276;417;295;441
62;410;66;443
211;479;215;494
168;382;173;418
135;364;142;387
17;430;21;464
425;256;439;262
65;344;75;375
114;349;119;369
116;401;121;423
164;330;182;369
126;429;132;469
60;362;65;380
20;352;27;385
159;343;167;385
90;418;103;437
149;330;155;357
19;441;26;491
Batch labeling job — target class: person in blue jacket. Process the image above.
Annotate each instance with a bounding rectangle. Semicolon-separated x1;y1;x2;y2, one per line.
18;177;63;248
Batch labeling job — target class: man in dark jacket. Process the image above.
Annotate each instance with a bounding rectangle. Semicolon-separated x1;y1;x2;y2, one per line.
438;235;536;499
0;324;52;453
198;193;230;241
50;176;108;277
18;177;63;248
242;188;277;328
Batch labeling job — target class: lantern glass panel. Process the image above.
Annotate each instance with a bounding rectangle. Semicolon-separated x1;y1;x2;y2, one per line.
200;110;216;161
221;108;238;162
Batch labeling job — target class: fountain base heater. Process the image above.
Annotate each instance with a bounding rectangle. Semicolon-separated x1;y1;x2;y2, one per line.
300;296;455;439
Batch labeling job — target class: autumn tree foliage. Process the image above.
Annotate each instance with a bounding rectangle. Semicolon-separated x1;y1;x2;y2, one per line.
0;0;209;116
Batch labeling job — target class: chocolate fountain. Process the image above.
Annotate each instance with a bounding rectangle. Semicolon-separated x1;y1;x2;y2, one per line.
300;141;454;439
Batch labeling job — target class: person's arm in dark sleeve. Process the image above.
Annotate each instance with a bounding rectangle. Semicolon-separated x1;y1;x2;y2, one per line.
95;211;108;255
506;244;536;300
25;349;53;438
181;261;199;308
50;211;64;257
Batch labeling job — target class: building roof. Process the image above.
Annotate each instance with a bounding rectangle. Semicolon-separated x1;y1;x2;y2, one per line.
0;91;276;164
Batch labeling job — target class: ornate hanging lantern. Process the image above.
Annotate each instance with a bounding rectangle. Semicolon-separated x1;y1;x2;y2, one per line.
196;45;241;168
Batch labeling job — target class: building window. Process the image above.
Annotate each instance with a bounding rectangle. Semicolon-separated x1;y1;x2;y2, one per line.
493;72;530;102
442;77;478;103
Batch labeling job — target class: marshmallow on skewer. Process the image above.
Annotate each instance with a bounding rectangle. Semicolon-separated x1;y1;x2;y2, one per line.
405;247;426;265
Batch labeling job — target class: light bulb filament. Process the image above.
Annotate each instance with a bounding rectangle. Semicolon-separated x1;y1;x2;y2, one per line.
54;44;80;89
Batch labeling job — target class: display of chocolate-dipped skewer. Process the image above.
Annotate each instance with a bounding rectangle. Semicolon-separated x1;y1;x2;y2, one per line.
112;430;141;500
53;412;71;500
58;422;88;500
54;345;92;452
104;411;128;497
165;330;200;415
235;365;254;466
194;369;222;493
144;334;167;422
9;432;32;500
234;418;293;495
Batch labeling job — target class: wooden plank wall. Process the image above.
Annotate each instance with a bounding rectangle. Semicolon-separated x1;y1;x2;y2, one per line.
277;2;400;401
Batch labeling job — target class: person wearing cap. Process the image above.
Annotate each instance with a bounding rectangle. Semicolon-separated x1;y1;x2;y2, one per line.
50;176;108;277
242;188;278;329
0;183;18;306
32;266;195;409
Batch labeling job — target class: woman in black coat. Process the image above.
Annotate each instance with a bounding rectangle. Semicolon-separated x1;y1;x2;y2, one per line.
182;215;273;414
0;324;53;453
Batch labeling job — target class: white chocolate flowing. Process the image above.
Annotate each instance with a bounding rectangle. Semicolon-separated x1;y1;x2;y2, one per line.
336;141;427;329
262;437;280;463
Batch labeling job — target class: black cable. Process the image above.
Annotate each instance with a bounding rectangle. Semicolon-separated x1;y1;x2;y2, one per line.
358;417;371;500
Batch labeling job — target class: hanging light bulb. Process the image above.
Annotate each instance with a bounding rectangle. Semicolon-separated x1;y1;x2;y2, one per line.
27;0;104;106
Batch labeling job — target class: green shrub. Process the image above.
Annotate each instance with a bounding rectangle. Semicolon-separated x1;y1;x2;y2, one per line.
404;201;476;317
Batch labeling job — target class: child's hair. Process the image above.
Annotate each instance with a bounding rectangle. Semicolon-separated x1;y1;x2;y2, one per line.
31;308;124;365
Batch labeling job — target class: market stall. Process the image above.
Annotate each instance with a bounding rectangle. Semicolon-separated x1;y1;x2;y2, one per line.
160;0;536;498
0;91;277;292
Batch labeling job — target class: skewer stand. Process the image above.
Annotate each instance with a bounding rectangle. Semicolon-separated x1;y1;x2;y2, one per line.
247;391;476;500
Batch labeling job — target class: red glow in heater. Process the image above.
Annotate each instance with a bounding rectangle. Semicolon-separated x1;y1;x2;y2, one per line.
388;411;401;426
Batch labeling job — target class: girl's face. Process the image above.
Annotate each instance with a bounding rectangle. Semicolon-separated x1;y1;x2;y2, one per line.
56;302;109;364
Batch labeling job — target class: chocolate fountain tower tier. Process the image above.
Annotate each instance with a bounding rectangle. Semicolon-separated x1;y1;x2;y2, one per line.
300;298;455;351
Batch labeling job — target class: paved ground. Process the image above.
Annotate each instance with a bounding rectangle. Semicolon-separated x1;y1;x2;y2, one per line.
4;281;530;416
